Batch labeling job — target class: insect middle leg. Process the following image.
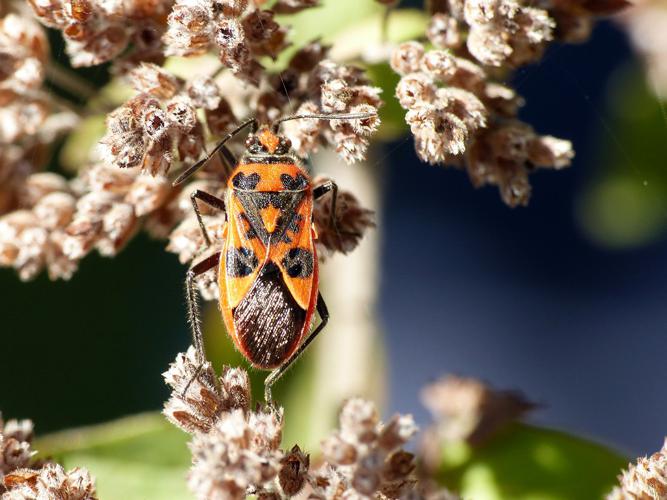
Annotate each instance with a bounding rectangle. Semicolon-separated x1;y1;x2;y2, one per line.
313;180;344;250
190;189;226;247
183;251;221;395
264;292;330;404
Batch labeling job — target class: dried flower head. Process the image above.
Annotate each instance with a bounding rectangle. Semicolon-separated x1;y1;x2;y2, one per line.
391;8;576;206
419;375;536;472
163;346;251;434
0;415;35;491
2;464;97;500
1;413;98;499
309;398;458;499
607;438;667;500
312;176;375;257
99;64;216;175
188;408;283;500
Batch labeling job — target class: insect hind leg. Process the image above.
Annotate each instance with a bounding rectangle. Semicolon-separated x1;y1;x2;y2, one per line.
264;292;330;405
183;251;221;396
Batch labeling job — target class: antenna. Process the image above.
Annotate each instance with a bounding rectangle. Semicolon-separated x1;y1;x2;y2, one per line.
272;111;378;133
172;117;257;187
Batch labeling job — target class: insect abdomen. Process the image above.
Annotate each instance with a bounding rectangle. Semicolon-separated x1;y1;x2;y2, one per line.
233;262;306;369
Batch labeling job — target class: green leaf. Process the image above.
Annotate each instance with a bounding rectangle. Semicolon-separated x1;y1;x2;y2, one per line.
576;63;667;248
59;114;106;173
328;9;427;62
36;413;192;500
435;423;627;500
367;62;406;140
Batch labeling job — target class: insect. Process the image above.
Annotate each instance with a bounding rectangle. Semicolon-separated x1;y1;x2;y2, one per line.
173;111;375;403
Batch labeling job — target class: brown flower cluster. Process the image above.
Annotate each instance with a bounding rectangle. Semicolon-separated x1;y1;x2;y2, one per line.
282;57;382;164
0;7;78;216
27;0;171;69
99;63;230;175
0;163;174;280
392;0;626;206
0;412;98;500
419;376;536;472
164;0;301;84
607;438;667;500
163;348;459;500
0;49;375;284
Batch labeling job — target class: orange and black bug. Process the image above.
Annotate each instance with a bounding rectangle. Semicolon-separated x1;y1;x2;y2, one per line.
173;111;375;403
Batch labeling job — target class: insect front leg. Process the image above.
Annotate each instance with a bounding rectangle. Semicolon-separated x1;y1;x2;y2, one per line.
264;292;330;405
313;180;343;251
183;251;221;396
190;189;226;247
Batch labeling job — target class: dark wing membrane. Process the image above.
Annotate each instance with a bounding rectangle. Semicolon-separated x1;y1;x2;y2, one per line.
233;262;306;369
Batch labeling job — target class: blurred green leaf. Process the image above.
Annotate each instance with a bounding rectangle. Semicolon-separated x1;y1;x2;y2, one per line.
435;423;627;500
328;9;427;62
276;0;383;55
37;413;191;500
59;115;106;173
577;64;667;248
367;62;406;140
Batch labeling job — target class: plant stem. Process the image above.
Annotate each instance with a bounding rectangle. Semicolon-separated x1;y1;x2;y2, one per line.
45;62;98;101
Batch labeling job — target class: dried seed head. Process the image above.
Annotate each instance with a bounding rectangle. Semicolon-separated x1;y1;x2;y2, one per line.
130;63;181;99
427;13;462;49
396;73;436;109
33;192;76;230
390;41;425;76
526;135;574;169
467;26;513;67
187;408;283;500
162;347;251;434
216;0;249;17
421;50;458;82
311;399;425;498
164;1;214;57
187;76;222;110
607;438;667;500
3;464;98;499
312;176;375;256
420;375;536;446
321;79;352;113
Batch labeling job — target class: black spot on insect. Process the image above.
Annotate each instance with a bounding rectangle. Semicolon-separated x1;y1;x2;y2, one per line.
226;246;258;277
282;248;313;278
239;213;258;239
288;214;303;234
252;192;291;210
232;172;261;190
281;173;308;191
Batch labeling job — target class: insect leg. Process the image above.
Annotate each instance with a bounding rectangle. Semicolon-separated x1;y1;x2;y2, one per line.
313;180;343;251
183;251;221;396
264;292;330;404
217;144;238;181
190;189;226;248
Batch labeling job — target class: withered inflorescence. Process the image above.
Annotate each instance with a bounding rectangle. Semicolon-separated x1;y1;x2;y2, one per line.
163;348;460;500
0;412;98;500
0;0;378;286
391;0;628;206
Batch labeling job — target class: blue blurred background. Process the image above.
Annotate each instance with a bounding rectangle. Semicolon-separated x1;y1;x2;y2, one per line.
2;19;665;457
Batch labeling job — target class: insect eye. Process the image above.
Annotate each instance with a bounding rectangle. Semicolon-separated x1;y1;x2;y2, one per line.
275;137;291;155
245;135;264;154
